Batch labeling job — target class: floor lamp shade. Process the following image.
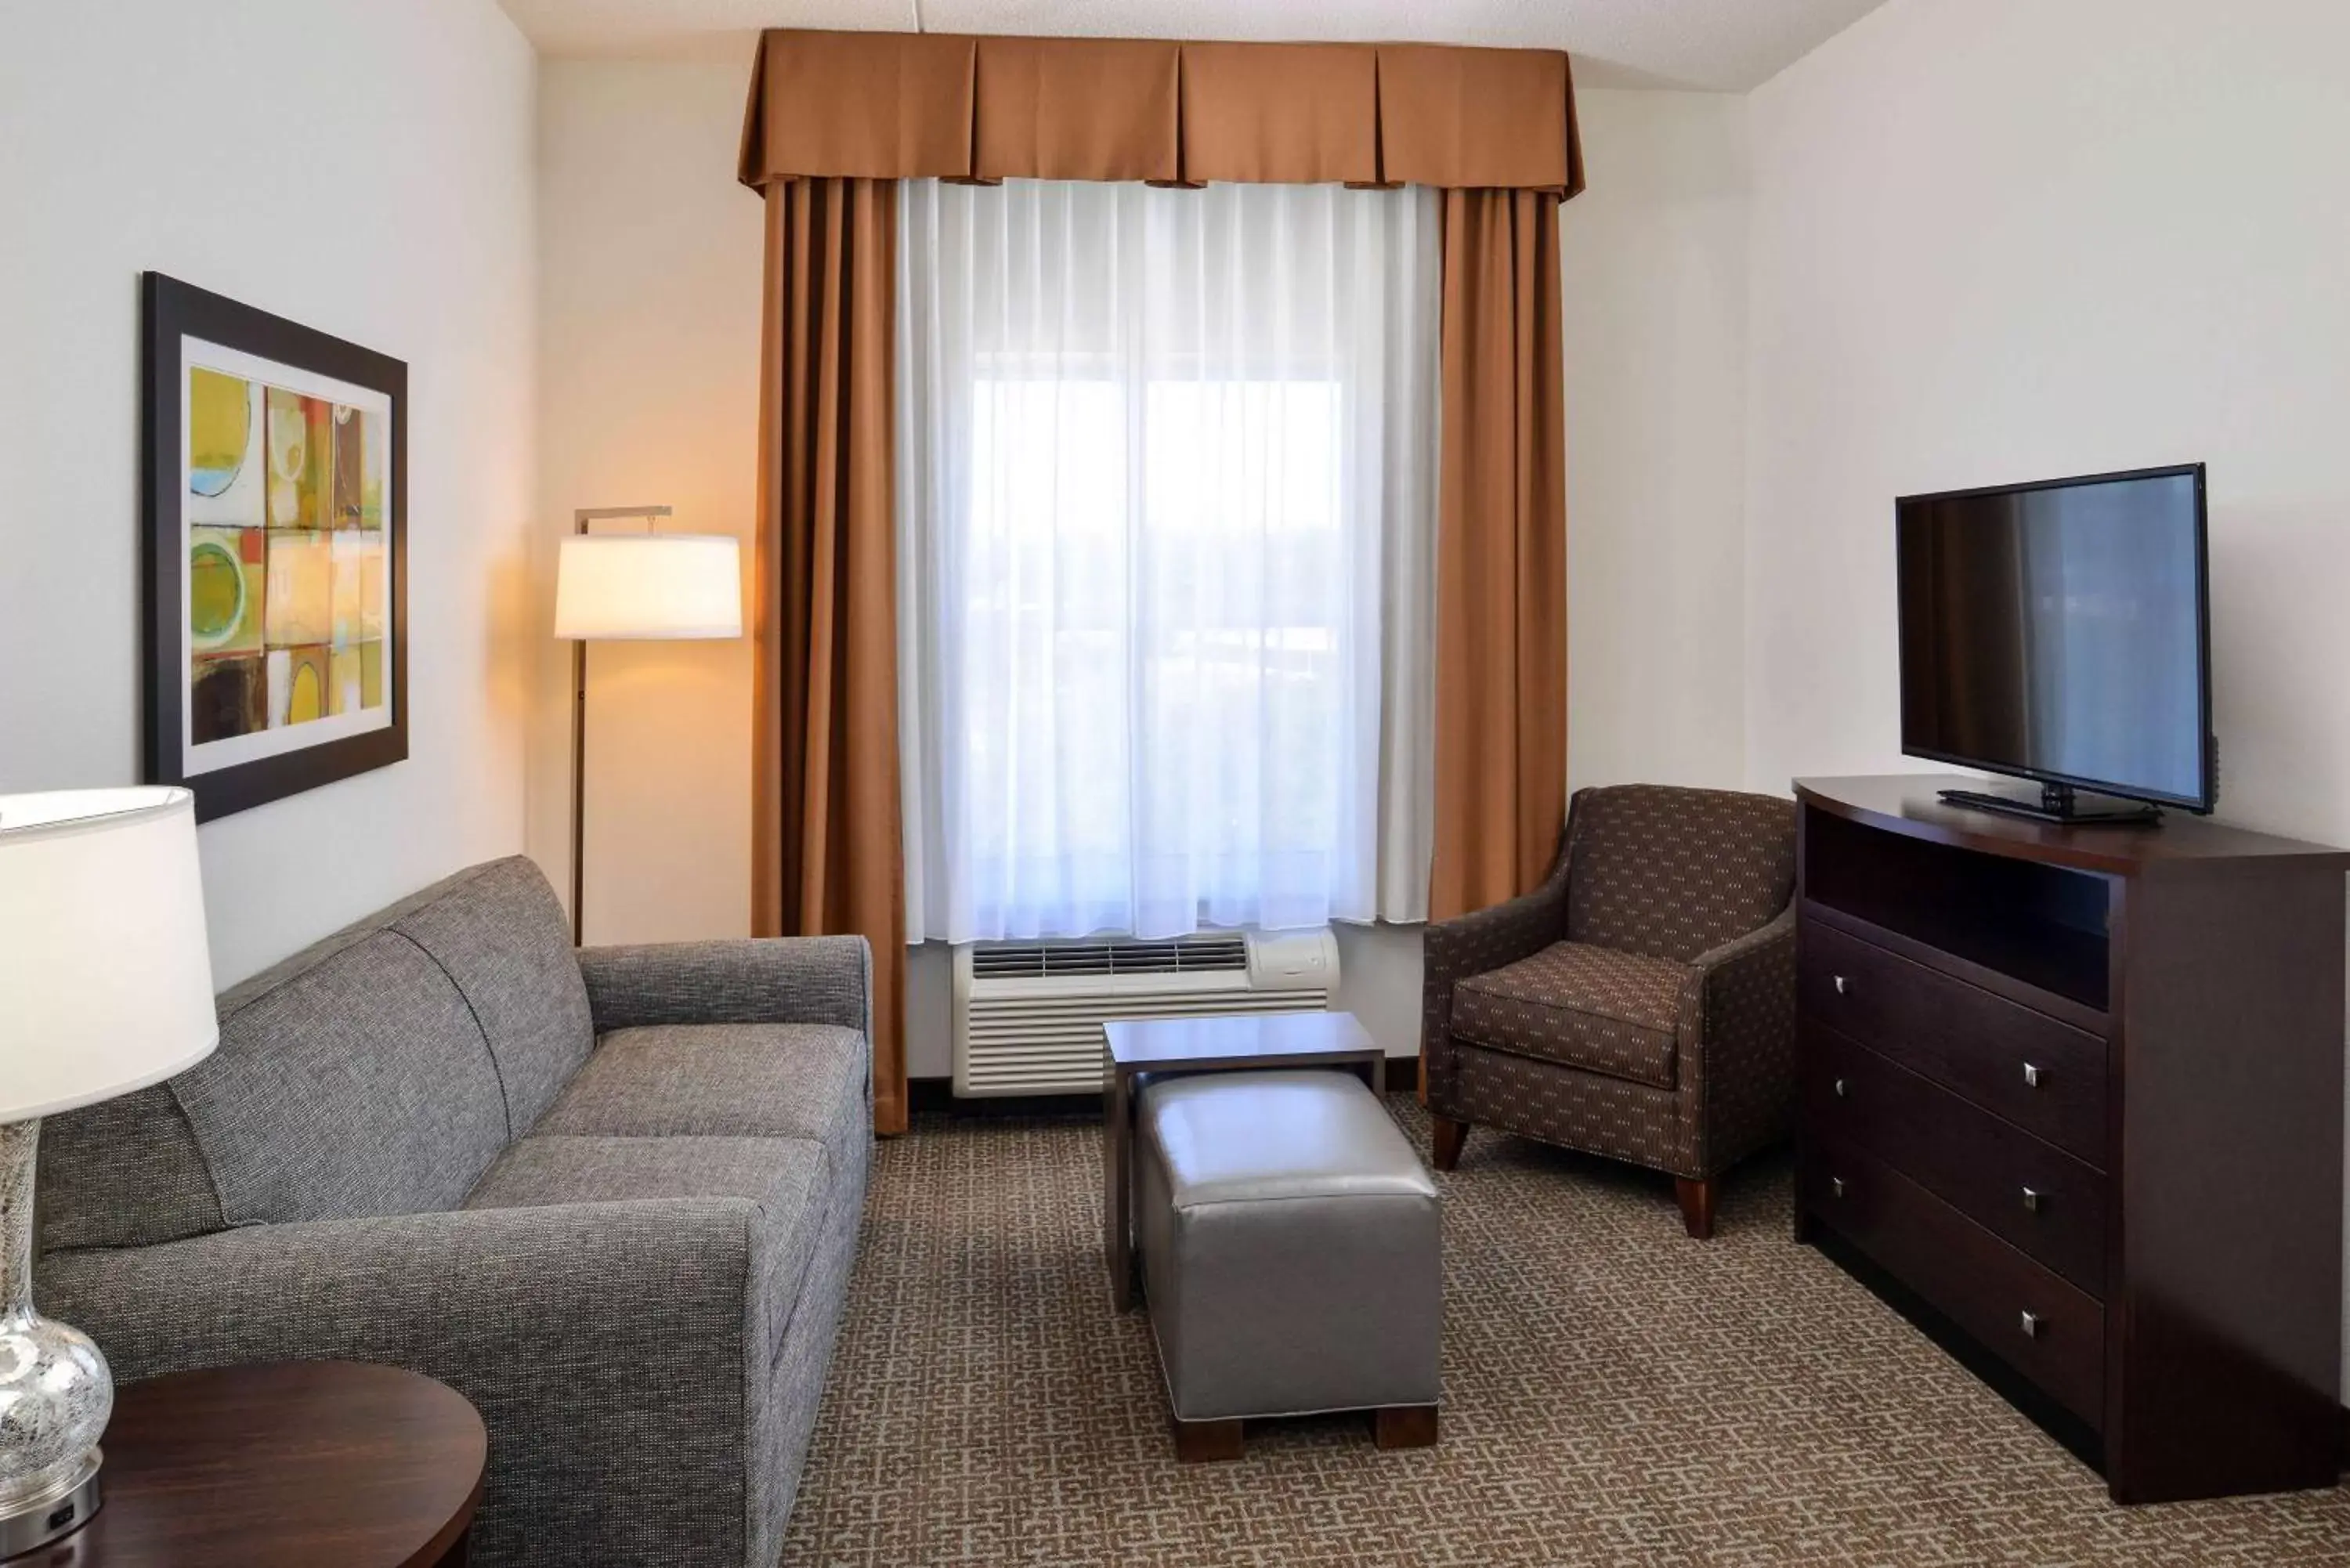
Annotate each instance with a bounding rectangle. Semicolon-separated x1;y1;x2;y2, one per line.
554;527;745;947
555;533;743;641
0;787;218;1119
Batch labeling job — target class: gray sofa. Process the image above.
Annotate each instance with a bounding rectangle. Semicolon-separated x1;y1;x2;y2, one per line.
34;856;870;1568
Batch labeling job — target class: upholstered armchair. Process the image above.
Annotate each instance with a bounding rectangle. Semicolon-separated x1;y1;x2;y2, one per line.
1422;784;1798;1237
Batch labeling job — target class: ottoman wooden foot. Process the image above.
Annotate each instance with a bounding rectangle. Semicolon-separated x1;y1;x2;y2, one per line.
1373;1404;1439;1450
1173;1415;1245;1462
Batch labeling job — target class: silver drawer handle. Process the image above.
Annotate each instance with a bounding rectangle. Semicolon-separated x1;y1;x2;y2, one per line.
2021;1062;2044;1089
1832;974;1849;995
1832;1077;1849;1099
2019;1310;2042;1339
2021;1186;2042;1213
1829;1176;1846;1199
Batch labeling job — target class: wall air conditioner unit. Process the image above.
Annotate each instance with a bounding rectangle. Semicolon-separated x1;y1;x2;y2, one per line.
952;929;1340;1097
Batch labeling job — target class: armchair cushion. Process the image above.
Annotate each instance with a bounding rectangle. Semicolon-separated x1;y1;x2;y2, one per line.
1451;940;1689;1089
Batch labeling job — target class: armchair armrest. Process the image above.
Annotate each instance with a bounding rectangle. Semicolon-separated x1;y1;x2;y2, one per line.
577;934;871;1037
40;1200;772;1567
1421;833;1572;1103
1677;903;1799;1173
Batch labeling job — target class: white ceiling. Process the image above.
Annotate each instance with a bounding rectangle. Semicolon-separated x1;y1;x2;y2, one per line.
497;0;1891;91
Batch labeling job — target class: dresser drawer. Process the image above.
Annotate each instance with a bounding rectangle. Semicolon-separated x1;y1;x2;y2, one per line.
1800;920;2109;1167
1805;1027;2107;1295
1803;1136;2105;1429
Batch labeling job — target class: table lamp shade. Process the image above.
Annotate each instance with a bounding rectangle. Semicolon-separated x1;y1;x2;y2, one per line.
0;788;217;1122
554;533;743;641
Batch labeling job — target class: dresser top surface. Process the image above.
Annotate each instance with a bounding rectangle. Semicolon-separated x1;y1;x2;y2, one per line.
1794;775;2350;877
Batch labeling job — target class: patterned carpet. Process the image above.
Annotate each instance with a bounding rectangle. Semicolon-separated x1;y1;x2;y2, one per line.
781;1100;2350;1566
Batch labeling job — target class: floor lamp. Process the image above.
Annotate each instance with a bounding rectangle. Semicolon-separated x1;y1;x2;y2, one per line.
554;507;744;945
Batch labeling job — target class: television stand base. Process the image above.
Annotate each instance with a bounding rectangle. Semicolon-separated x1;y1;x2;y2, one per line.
1937;780;2163;826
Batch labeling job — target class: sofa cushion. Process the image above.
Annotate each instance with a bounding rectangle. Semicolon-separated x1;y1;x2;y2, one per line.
37;1083;223;1252
535;1024;868;1187
1563;786;1796;963
465;1134;826;1353
389;858;595;1136
176;930;513;1227
1451;940;1689;1089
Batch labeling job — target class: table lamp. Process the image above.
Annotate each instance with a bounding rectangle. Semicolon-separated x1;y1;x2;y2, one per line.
554;507;743;945
0;787;217;1553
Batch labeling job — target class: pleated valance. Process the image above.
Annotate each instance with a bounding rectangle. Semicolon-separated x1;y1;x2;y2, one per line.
736;30;1585;197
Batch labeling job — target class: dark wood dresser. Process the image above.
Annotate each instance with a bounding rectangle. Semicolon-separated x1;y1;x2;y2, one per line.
1792;775;2348;1504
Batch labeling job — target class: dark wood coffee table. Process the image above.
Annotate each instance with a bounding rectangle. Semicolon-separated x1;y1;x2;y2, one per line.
1102;1011;1386;1311
36;1360;486;1566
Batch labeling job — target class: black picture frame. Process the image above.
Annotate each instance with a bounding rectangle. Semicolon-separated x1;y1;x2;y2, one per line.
142;273;409;822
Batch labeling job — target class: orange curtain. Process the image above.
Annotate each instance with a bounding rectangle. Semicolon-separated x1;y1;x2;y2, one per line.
738;32;1583;196
752;176;909;1136
1427;187;1569;924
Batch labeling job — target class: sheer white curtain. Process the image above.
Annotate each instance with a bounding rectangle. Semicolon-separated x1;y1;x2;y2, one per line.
898;178;1439;943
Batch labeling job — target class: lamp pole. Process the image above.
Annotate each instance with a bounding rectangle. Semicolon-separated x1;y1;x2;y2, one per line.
566;505;671;946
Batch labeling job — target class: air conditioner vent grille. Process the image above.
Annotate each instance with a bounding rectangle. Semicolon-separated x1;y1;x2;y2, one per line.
970;934;1249;980
953;927;1340;1097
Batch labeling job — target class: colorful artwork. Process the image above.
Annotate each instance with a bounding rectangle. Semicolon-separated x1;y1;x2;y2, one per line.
145;273;406;820
187;374;388;743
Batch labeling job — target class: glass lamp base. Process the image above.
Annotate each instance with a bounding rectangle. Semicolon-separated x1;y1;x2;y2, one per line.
0;1121;110;1559
0;1448;99;1559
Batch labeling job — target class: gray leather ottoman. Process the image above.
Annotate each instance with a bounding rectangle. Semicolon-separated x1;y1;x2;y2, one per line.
1134;1068;1441;1460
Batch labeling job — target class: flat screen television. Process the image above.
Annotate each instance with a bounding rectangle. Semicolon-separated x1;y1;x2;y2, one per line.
1896;464;2212;822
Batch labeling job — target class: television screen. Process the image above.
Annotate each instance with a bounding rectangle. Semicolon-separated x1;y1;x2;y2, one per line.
1896;465;2211;811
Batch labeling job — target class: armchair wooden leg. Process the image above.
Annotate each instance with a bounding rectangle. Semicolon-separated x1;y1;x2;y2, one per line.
1431;1116;1470;1172
1675;1176;1716;1240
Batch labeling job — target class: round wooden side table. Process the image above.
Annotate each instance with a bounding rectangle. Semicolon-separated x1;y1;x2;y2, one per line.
17;1360;486;1567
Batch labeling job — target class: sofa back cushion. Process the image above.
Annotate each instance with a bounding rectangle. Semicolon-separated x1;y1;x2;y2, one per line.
1563;786;1796;963
387;858;595;1133
38;857;592;1252
175;930;515;1228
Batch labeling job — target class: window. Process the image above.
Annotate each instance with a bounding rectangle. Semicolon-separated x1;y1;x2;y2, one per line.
898;179;1438;941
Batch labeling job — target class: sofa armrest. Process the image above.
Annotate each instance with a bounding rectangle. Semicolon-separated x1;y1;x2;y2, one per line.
1677;903;1799;1173
577;935;871;1038
1420;833;1572;1107
40;1200;771;1568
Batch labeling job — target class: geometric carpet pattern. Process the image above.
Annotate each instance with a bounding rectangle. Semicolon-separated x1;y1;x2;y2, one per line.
782;1100;2350;1566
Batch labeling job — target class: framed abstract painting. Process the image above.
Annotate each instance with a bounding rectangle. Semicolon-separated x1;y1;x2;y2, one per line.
141;273;407;821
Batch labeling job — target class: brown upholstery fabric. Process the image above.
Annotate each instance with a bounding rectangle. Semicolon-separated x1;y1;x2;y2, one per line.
1564;785;1797;963
1686;908;1802;1176
1448;1039;1687;1175
1423;785;1798;1182
1452;942;1685;1089
1426;187;1568;922
737;31;1584;195
753;175;909;1136
1419;833;1571;1109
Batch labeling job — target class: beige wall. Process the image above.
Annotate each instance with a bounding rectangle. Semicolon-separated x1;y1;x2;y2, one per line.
531;60;765;947
1742;0;2350;1379
1566;90;1751;797
527;68;1755;1067
0;0;538;985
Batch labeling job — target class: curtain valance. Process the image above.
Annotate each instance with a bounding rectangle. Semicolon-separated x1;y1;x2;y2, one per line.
736;30;1585;197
